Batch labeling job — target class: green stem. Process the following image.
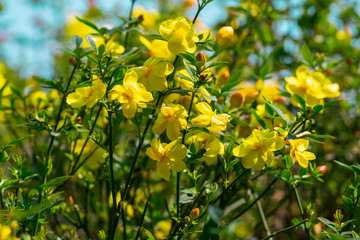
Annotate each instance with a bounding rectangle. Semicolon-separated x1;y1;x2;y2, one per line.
212;169;250;204
232;178;278;220
135;193;152;240
123;0;136;50
252;190;272;239
261;219;308;240
293;186;312;240
108;109;117;213
33;62;77;235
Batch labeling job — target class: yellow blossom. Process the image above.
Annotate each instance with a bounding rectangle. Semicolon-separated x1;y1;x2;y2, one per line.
285;65;340;107
106;40;125;56
185;130;224;164
29;91;48;109
153;103;188;140
139;36;172;58
159;16;197;55
133;6;159;30
66;78;106;108
289;139;316;168
216;26;234;45
233;129;285;170
72;139;107;170
136;57;174;91
108;70;153;119
191;102;230;133
146;138;187;181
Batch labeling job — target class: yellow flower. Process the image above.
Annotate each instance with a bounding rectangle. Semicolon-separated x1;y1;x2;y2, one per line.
289;139;316;168
136;57;174;91
146;138;187;181
233;129;285;170
108;70;153;119
285;65;340;107
139;36;172;58
29;91;48;109
153;103;188;140
176;69;212;103
191;102;230;133
185;130;224;164
66;78;106;108
106;41;125;56
159;16;197;55
133;6;159;30
72;139;107;170
216;26;234;45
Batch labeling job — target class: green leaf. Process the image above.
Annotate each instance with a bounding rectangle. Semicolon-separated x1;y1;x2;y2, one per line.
324;99;343;108
40;176;72;189
204;61;227;69
334;161;353;172
251;109;266;129
75;16;99;32
0;179;20;189
259;62;272;78
281;169;292;181
69;35;83;49
117;48;141;63
179;53;196;65
143;229;155;240
283;155;293;169
86;35;97;52
264;102;275;115
310;105;324;117
301;44;313;66
308;134;335;139
342;195;353;206
32;76;56;88
294;94;306;109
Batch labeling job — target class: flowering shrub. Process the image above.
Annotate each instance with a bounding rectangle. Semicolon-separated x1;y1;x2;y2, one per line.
0;0;359;239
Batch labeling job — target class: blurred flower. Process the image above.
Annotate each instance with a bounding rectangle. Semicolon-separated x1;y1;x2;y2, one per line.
66;78;106;108
139;36;172;58
146;138;187;181
216;26;234;45
154;220;172;239
108;70;153;119
29;91;48;109
285;65;340;107
72;139;107;170
153;103;188;140
133;6;159;30
191;102;230;133
185;130;224;164
136;57;174;91
289;139;316;168
316;165;327;173
241;2;260;17
233;129;284;170
106;41;125;56
159;16;197;55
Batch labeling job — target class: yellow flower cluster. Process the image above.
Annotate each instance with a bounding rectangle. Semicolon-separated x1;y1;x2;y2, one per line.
285;65;340;106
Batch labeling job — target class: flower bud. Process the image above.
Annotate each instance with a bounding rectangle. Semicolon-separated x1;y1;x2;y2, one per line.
230;91;244;108
195;52;207;68
273;96;287;103
216;26;234;45
137;14;144;22
199;74;207;82
69;57;76;65
217;70;230;87
75;117;82;123
190;208;200;220
183;0;196;8
316;165;327;173
244;91;259;104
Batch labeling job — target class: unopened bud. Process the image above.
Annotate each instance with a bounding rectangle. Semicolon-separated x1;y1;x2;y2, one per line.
85;76;90;80
307;108;313;115
273;96;287;103
230;91;244;108
217;70;230;87
190;208;200;220
325;69;333;76
199;75;207;82
346;57;353;65
316;165;327;173
216;26;234;45
137;14;144;22
201;148;207;154
69;57;76;65
68;196;74;205
75;117;82;123
244;91;259;104
196;52;206;68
